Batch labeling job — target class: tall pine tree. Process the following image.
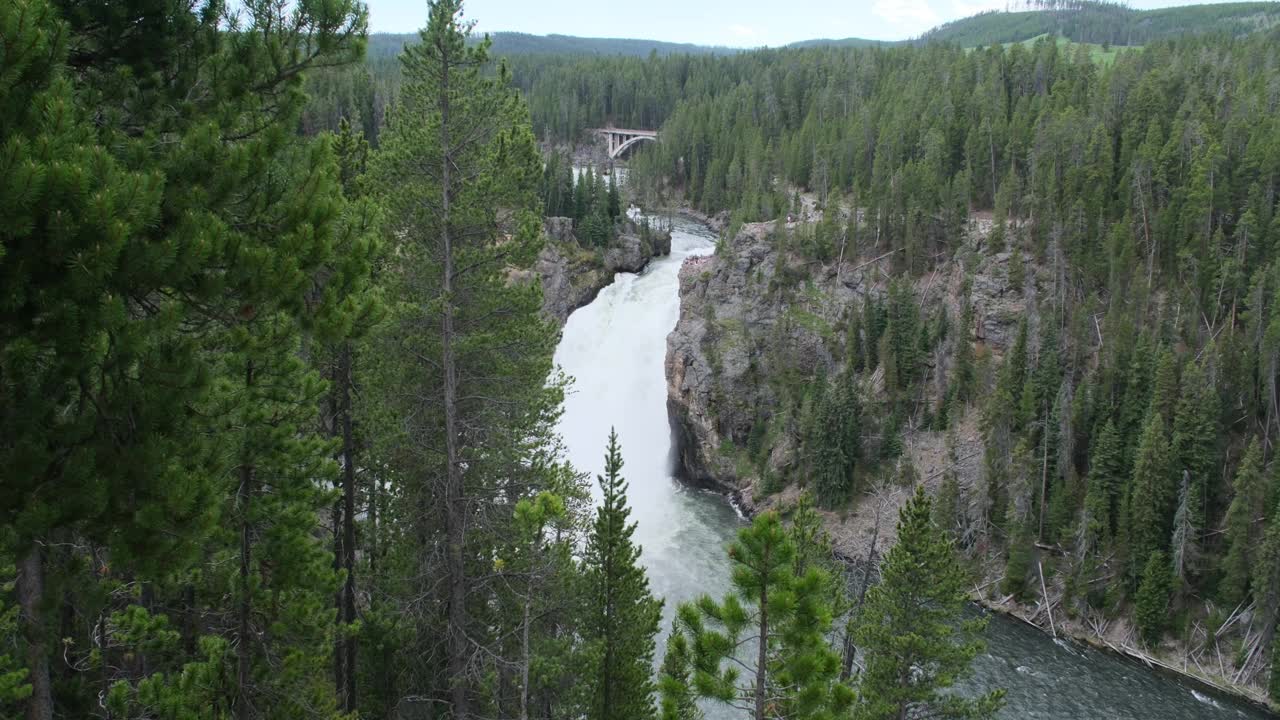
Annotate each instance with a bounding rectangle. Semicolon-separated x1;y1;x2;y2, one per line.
582;430;663;720
854;486;1004;720
362;1;561;715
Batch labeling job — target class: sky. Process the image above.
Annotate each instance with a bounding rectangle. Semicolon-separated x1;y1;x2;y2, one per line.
364;0;1251;46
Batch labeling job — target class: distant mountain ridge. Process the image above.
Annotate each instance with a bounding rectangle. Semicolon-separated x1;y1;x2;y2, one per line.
365;31;737;60
365;1;1280;59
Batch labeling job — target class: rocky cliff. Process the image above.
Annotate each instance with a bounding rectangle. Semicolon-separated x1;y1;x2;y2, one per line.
534;216;671;326
665;216;1025;558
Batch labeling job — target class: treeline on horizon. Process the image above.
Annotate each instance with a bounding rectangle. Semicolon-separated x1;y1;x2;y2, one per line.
2;2;1010;720
299;1;1280;145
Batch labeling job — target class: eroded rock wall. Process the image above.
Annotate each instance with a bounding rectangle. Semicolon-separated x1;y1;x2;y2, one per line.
664;217;1025;557
535;217;671;326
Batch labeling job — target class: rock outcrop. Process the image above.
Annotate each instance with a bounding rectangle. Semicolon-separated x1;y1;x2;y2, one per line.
535;217;671;326
666;221;865;489
665;216;1023;558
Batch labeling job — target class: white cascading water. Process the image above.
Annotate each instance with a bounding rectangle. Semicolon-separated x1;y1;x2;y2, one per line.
553;217;741;627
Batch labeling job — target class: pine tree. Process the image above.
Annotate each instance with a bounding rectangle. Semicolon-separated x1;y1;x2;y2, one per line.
575;166;593;221
1084;419;1124;550
2;7;184;714
1169;470;1200;593
848;302;867;373
1008;243;1026;292
0;562;29;708
664;512;850;720
950;281;976;407
657;624;699;720
1001;319;1031;417
1134;551;1172;646
507;491;570;720
324;113;383;713
935;466;963;542
1001;524;1035;602
1128;413;1172;582
1170;360;1220;530
582;430;663;720
1118;333;1155;457
608;172;623;219
854;487;1005;720
3;0;369;716
811;372;862;509
1221;439;1265;606
774;498;854;720
362;2;560;714
1148;347;1179;427
885;280;922;390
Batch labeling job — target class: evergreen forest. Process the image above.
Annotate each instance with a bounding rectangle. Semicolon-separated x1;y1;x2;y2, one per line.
10;0;1280;718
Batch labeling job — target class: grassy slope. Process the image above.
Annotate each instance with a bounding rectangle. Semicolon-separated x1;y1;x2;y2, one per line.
983;33;1138;66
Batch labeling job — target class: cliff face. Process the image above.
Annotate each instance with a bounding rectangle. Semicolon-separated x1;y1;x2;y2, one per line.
535;216;671;326
665;217;1024;555
666;222;864;488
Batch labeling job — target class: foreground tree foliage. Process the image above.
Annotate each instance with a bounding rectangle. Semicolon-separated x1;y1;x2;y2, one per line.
659;493;998;720
581;430;663;720
358;2;585;717
662;508;853;720
2;0;370;717
853;488;1005;720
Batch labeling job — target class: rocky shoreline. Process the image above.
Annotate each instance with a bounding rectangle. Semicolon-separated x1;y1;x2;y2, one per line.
977;596;1277;714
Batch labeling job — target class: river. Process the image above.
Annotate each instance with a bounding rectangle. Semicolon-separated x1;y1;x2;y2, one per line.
551;216;1273;719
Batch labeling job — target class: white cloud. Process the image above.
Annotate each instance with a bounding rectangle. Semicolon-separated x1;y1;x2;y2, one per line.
872;0;941;28
729;23;757;39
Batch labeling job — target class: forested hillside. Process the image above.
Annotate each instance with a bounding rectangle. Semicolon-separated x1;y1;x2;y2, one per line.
302;29;737;144
924;1;1280;47
301;40;752;144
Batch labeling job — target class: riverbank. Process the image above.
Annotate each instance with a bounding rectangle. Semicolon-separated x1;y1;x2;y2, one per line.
977;596;1278;715
682;455;1279;717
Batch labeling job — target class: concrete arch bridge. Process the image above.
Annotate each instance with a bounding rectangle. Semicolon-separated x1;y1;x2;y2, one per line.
596;127;658;159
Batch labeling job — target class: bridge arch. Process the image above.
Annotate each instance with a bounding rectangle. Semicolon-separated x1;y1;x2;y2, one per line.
597;127;659;159
610;134;655;159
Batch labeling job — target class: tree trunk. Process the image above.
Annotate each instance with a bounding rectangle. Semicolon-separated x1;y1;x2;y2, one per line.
182;582;198;656
334;343;358;713
438;44;470;720
332;498;344;702
18;544;52;720
1038;424;1050;543
235;362;255;720
519;594;531;720
755;584;769;720
842;501;882;681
